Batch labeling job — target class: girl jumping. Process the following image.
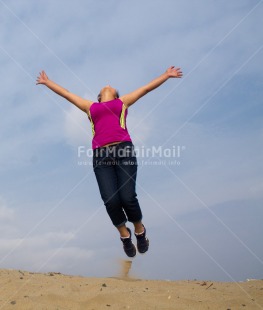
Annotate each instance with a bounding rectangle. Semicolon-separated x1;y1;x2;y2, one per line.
36;66;183;257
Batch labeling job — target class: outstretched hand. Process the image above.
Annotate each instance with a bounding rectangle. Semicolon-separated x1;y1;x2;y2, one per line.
36;70;49;85
166;66;183;78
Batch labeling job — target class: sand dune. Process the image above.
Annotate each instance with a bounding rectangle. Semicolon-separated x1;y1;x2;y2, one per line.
0;263;262;309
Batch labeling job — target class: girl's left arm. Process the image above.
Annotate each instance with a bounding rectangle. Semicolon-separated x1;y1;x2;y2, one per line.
120;66;183;107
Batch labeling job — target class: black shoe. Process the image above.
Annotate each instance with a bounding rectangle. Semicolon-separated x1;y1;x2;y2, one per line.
135;225;149;254
120;228;136;257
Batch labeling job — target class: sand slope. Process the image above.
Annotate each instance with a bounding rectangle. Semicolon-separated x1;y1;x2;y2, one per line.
0;268;262;310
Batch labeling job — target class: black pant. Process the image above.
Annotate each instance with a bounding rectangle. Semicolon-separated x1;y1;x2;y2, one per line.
93;141;142;227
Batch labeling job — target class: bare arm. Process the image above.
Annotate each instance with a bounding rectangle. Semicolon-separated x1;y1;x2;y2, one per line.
36;71;93;112
120;66;183;107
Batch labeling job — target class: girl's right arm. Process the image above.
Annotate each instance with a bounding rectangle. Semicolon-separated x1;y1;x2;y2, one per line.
36;71;93;112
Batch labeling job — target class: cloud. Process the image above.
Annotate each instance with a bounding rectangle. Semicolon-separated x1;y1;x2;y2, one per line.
63;105;92;148
0;229;94;273
0;200;14;221
141;121;263;213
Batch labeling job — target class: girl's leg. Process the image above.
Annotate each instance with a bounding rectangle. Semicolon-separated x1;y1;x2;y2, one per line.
115;142;149;254
117;224;130;237
115;145;143;224
93;151;127;227
133;221;145;234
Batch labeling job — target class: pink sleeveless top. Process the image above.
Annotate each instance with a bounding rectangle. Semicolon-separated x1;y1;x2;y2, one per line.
88;98;132;150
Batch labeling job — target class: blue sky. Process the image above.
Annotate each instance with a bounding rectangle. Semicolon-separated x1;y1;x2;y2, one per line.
0;0;263;282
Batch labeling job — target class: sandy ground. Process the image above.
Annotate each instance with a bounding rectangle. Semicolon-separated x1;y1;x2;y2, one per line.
0;262;262;310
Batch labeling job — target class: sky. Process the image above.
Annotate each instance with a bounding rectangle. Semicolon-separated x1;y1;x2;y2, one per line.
0;0;263;282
